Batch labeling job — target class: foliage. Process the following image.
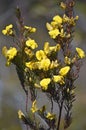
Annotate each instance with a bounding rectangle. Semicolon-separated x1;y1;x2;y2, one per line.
1;0;85;130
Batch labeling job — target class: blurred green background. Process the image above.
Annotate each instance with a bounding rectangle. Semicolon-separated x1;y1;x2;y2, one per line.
0;0;86;130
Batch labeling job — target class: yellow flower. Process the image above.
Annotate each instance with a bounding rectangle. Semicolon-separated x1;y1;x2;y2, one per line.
53;15;62;24
31;100;38;113
24;26;36;33
24;47;34;58
64;56;71;65
46;22;53;31
44;42;50;54
18;110;25;119
53;75;65;84
36;50;46;60
44;42;60;55
60;2;66;9
2;46;17;66
59;66;70;76
25;61;38;70
50;60;59;69
51;21;58;27
39;58;51;71
2;24;13;35
46;112;56;120
26;39;38;49
40;78;51;90
76;47;85;58
49;29;60;39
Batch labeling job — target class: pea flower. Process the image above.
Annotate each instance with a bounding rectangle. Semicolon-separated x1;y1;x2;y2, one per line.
53;75;65;84
76;47;85;59
24;47;34;58
46;112;56;120
49;29;60;39
40;78;51;90
2;24;14;36
31;100;38;113
26;39;38;49
53;15;62;24
2;46;17;66
18;110;25;119
64;56;71;65
36;50;46;60
24;26;36;33
39;58;51;71
59;66;70;76
25;61;38;70
46;22;53;31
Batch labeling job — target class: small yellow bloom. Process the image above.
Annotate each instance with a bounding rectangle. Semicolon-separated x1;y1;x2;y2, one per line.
46;112;56;120
76;47;85;58
18;110;25;119
53;75;65;84
36;50;46;61
67;88;70;93
24;26;36;33
39;58;51;71
44;42;50;54
59;66;70;76
63;14;69;23
60;2;66;9
64;56;71;65
49;29;60;39
31;100;38;113
53;15;62;24
50;60;59;69
24;47;34;58
46;22;53;31
2;46;17;66
25;61;38;70
26;39;38;49
44;42;60;55
40;78;51;90
51;21;58;27
2;24;13;35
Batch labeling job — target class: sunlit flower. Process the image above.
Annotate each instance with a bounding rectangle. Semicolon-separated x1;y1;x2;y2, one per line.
24;47;34;58
24;26;36;33
44;42;50;54
36;50;46;60
59;66;70;76
76;47;85;58
25;61;38;70
64;56;71;65
46;22;53;31
2;24;14;36
49;29;60;39
53;75;65;84
44;42;61;55
26;39;38;49
2;46;17;66
40;78;51;90
18;110;25;119
53;15;62;24
31;100;38;113
46;112;56;120
50;60;59;69
39;58;51;71
60;2;66;9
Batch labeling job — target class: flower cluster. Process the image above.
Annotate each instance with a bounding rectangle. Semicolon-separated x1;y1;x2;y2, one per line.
2;1;85;130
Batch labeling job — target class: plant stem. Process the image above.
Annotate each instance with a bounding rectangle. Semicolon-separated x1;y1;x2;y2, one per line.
26;92;29;130
57;101;64;130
